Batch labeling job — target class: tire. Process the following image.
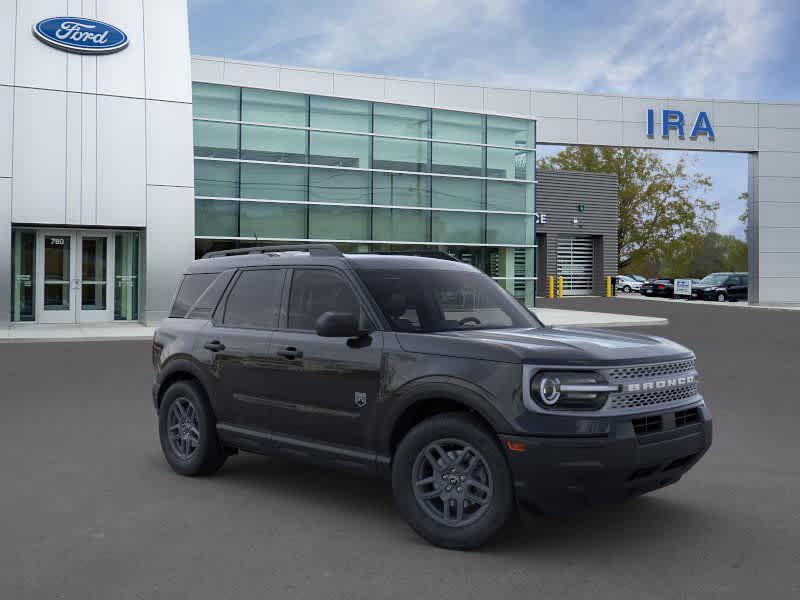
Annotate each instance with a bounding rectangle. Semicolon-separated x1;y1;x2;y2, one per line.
158;380;227;476
717;292;727;302
392;413;514;550
623;285;632;293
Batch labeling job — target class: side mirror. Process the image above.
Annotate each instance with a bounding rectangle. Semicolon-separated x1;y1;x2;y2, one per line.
315;311;362;338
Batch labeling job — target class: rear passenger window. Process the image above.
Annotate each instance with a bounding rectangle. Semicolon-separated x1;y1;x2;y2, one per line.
222;269;284;329
187;271;235;319
170;273;218;318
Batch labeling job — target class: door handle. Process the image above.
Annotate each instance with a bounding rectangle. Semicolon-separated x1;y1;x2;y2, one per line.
277;347;303;360
204;340;226;352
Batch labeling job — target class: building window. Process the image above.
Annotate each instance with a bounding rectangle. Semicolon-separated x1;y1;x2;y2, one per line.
310;96;370;131
241;125;306;163
374;103;429;138
432;110;484;143
239;202;306;239
193;83;240;121
11;230;36;322
242;88;307;126
486;116;534;148
114;232;140;321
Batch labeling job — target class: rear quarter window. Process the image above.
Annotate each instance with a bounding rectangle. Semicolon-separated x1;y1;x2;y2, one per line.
170;273;219;318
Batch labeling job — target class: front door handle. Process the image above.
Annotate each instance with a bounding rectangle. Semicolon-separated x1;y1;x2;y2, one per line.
277;347;303;360
204;340;226;352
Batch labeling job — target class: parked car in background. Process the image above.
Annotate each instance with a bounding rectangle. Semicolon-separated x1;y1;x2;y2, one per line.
616;275;643;293
640;279;675;298
691;272;749;302
630;275;647;283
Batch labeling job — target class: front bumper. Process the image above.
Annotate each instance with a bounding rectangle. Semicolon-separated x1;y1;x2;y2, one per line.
500;401;712;514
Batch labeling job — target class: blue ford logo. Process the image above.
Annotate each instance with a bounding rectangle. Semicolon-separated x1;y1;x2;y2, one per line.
33;17;128;54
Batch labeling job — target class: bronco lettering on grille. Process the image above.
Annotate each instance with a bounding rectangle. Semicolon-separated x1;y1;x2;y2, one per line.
626;374;694;393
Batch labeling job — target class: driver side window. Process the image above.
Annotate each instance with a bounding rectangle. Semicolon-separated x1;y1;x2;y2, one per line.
286;269;368;331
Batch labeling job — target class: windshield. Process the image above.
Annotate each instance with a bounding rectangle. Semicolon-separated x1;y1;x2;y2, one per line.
700;273;728;285
356;268;540;333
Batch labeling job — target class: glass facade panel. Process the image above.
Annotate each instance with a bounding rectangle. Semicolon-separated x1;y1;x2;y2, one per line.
373;137;428;172
309;206;370;240
44;235;71;311
431;142;483;176
373;209;430;242
242;88;306;126
432;211;484;244
310;131;369;168
486;214;532;245
192;83;537;295
486;180;533;212
432;110;484;143
240;163;307;201
374;103;429;137
241;125;306;163
11;230;35;321
311;96;370;131
114;232;139;321
195;160;239;197
486;148;533;180
81;237;108;311
486;116;534;148
431;177;483;210
196;199;238;237
194;121;239;158
239;202;307;239
309;168;370;204
192;83;240;120
373;173;430;207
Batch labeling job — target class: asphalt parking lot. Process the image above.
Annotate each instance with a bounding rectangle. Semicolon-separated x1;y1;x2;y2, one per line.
2;298;799;599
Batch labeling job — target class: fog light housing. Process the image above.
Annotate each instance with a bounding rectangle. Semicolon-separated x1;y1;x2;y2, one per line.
529;371;618;411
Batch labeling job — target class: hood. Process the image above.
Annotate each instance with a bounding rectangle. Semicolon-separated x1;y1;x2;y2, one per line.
395;326;693;365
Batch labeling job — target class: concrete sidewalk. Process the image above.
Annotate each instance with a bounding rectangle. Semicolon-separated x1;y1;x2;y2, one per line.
1;308;665;342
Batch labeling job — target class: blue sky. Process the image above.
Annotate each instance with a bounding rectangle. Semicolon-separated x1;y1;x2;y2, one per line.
188;0;800;239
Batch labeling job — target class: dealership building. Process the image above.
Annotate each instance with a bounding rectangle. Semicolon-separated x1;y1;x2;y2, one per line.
2;1;800;326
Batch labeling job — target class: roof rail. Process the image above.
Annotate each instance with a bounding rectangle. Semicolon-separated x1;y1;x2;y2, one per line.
368;250;460;262
202;243;344;259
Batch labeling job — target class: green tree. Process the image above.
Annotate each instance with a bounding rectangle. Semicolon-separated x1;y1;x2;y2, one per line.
538;147;718;271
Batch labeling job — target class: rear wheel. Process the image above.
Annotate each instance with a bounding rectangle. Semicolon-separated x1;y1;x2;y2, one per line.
623;285;632;293
392;413;513;550
159;380;226;476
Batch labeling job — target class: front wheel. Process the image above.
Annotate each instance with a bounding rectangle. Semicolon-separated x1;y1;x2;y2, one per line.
623;285;632;293
158;380;227;476
392;413;514;550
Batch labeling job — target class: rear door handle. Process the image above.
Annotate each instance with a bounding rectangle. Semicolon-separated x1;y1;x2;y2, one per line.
277;347;303;360
204;340;226;352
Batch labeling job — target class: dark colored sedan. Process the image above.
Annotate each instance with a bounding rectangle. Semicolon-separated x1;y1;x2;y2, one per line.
640;279;674;298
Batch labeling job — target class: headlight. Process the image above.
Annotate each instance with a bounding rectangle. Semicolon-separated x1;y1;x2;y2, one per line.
529;371;619;411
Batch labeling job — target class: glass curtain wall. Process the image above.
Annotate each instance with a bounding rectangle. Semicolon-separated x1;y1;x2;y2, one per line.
193;83;536;302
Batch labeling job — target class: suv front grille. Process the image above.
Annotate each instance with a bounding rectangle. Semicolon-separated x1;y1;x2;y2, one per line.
675;407;701;427
608;383;699;411
632;415;663;435
607;359;696;380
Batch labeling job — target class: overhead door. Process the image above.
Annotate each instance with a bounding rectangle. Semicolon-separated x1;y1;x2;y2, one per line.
557;236;594;296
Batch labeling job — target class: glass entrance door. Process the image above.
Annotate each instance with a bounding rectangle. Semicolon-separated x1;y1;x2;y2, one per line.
35;231;114;323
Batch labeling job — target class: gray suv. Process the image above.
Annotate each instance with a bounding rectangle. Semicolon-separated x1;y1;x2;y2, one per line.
152;244;712;549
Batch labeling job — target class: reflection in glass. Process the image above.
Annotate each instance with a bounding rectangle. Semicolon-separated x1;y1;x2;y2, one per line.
374;104;429;137
240;163;307;201
196;199;238;237
373;173;430;207
310;132;369;168
44;235;71;311
311;96;370;131
240;202;307;239
242;88;307;126
195;160;239;198
309;169;370;204
373;137;428;172
193;121;239;158
486;148;532;179
114;232;139;321
431;143;483;176
486;116;534;148
309;206;370;240
11;230;35;321
81;237;107;310
241;125;306;163
432;110;484;143
373;209;430;242
192;83;240;121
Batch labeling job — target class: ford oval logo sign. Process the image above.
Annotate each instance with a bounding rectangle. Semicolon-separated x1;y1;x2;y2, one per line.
33;17;128;55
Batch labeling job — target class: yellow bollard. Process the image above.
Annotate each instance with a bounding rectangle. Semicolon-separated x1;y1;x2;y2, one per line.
548;275;555;299
606;276;613;297
557;276;564;298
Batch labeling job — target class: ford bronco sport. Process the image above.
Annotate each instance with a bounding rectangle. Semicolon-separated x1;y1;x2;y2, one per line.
152;244;712;549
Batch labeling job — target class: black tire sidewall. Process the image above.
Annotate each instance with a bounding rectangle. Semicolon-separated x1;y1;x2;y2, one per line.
158;381;225;476
392;413;513;550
